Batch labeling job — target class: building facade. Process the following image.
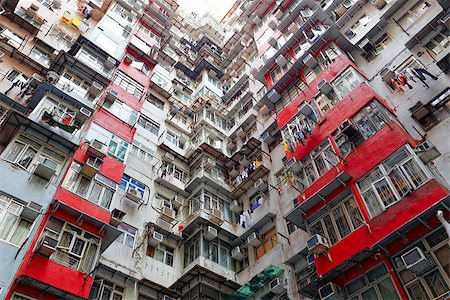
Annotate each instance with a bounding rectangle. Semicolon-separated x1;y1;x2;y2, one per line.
0;0;448;299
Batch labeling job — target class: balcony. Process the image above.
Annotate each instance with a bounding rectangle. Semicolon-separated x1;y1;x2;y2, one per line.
228;99;257;136
185;166;232;195
229;157;270;199
157;130;188;159
155;166;188;196
188;128;229;164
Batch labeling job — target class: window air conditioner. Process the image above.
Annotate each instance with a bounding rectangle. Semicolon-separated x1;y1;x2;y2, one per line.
231;246;245;260
88;139;107;158
345;29;356;39
80;156;102;177
126;186;143;203
319;282;343;300
239;155;248;164
33;158;58;181
105;56;117;68
106;89;119;102
357;37;374;53
79;107;92;119
401;247;434;275
110;208;126;227
303;53;318;69
148;231;164;246
172;195;184;208
275;54;288;67
270;278;287;294
371;0;386;9
36;232;58;257
307;254;315;266
268;37;277;48
254;178;268;192
210;208;223;225
414;141;440;164
307;234;330;254
285;157;302;173
267;90;281;103
161;206;175;222
230;200;242;213
247;232;262;247
89;81;103;94
317;80;333;95
253;16;261;25
204;226;218;240
124;53;134;64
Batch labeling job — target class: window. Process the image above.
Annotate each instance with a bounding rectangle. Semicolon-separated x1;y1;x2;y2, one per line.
425;28;450;56
103;100;139;126
89;277;126;300
146;93;164;110
147;243;174;266
392;228;450;300
397;0;431;29
116;223;137;248
184;232;201;267
314;92;339;115
166;131;184;149
346;264;400;300
364;33;394;62
333;101;391;157
203;239;235;270
410;88;450;131
107;135;129;162
96;33;118;54
113;71;145;98
255;226;278;260
159;162;188;183
308;193;364;245
6;69;21;81
43;216;100;273
76;47;113;76
2;133;66;177
348;15;372;36
58;72;90;99
62;162;117;209
29;47;51;67
137;24;161;46
332;67;363;99
292;140;339;188
129;142;155;164
356;146;429;218
11;294;37;300
0;195;33;246
119;174;145;198
137;115;159;135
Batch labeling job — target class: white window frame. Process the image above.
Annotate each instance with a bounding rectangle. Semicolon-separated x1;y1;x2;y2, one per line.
0;195;33;246
90;278;126;300
332;67;364;99
116;223;137;248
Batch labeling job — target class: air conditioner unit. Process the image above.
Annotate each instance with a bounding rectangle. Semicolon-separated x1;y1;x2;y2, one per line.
157;217;172;231
106;89;119;102
345;29;356;39
275;54;287;67
254;178;268;192
172;195;184;208
268;37;277;48
230;200;242;213
285;157;302;173
317;80;333;95
357;37;374;53
204;226;218;240
33;158;57;181
371;0;386;9
267;90;281;103
29;73;44;88
319;282;343;300
300;10;313;18
303;53;318;69
36;232;58;257
204;158;216;169
88;139;107;158
288;23;299;34
401;247;434;275
80;156;102;177
414;141;440;164
126;186;143;203
161;206;175;222
110;208;126;227
307;254;315;266
21;201;42;221
307;234;330;254
208;69;217;78
210;208;223;225
149;231;164;246
260;131;274;143
124;53;134;64
79;107;92;119
164;152;175;161
439;11;450;27
231;246;245;260
89;81;103;94
270;278;287;294
247;232;262;247
105;56;117;68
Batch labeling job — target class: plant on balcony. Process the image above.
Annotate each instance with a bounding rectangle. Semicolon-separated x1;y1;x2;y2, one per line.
41;111;79;133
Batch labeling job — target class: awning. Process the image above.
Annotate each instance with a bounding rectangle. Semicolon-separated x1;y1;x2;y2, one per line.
233;265;283;298
16;275;85;300
52;200;121;253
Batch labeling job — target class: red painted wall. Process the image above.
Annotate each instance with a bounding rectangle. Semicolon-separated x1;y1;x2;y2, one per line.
92;109;136;143
314;180;449;276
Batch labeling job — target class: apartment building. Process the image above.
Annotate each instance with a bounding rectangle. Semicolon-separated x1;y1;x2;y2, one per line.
0;0;448;299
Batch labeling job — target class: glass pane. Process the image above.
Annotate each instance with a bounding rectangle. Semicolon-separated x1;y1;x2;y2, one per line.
424;269;449;298
361;287;378;300
407;281;429;300
388;168;411;197
377;277;400;300
9;219;32;245
18;147;37;169
402;159;427;187
362;189;384;217
347;277;366;295
433;245;450;277
89;182;102;204
374;178;397;207
323;215;339;244
0;212;18;240
77;177;91;197
332;206;351;238
344;197;364;228
3;141;25;162
314;156;327;176
125;235;134;248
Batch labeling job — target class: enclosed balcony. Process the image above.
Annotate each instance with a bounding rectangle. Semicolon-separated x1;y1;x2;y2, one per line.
186;157;232;195
188;126;229;164
155;161;189;196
